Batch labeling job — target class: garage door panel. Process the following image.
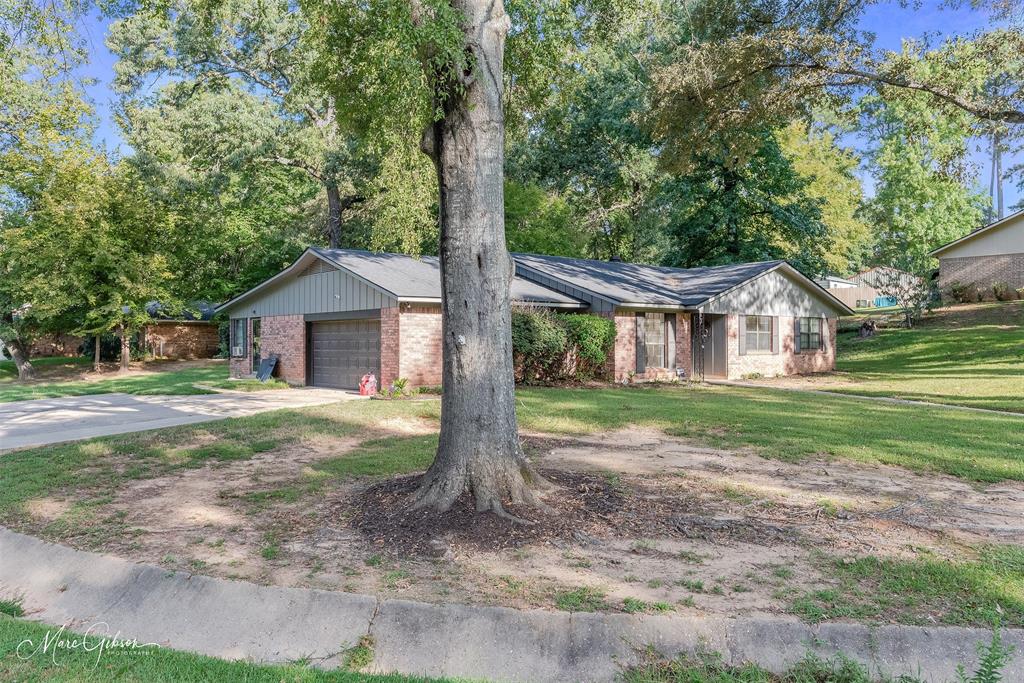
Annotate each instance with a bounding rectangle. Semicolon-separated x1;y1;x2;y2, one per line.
310;320;380;389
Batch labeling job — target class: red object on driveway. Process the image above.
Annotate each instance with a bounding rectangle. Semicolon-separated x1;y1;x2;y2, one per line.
359;372;377;396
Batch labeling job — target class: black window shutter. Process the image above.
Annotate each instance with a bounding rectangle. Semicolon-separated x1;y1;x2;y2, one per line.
667;314;677;370
772;317;780;354
794;317;802;354
738;316;747;355
635;313;646;374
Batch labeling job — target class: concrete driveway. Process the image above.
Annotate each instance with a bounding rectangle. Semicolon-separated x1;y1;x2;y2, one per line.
0;389;363;452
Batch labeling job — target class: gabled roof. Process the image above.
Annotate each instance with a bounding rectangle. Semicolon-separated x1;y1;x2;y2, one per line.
513;253;783;307
216;247;854;316
215;248;587;313
512;253;853;314
930;209;1024;257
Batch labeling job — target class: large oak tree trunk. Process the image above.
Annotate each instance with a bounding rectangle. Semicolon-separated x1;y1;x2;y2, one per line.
6;340;34;381
413;0;550;516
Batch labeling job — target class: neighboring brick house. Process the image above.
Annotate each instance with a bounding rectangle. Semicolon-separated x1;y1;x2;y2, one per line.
216;248;852;388
143;321;220;359
932;210;1024;294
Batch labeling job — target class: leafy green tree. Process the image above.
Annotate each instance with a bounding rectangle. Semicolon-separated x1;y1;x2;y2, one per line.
862;95;987;272
0;0;95;378
650;0;1024;164
109;0;378;249
777;121;871;275
660;128;829;275
504;181;585;256
305;0;650;514
508;41;664;262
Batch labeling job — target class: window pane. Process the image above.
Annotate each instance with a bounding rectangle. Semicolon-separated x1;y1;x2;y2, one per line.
645;313;665;367
745;315;772;352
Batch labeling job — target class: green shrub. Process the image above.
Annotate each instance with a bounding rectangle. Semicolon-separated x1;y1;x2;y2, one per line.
511;308;615;383
560;311;617;373
992;281;1015;302
946;281;973;304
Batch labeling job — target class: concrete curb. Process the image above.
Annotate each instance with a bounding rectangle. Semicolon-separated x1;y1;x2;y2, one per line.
1;527;1021;682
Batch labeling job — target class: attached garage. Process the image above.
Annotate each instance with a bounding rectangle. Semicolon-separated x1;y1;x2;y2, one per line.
309;319;381;389
216;247;584;388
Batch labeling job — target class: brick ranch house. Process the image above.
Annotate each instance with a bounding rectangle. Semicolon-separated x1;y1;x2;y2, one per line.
932;209;1024;293
216;248;853;389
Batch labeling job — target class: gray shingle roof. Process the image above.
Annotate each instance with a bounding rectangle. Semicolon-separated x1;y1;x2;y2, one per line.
314;248;586;306
512;253;785;306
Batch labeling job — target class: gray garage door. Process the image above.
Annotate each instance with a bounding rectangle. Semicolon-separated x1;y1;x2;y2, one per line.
310;320;381;389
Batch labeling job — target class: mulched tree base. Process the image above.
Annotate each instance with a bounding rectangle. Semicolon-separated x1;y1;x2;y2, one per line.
345;468;692;556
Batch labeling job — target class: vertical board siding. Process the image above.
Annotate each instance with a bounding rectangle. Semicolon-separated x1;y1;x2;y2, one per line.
227;266;395;318
514;265;614;313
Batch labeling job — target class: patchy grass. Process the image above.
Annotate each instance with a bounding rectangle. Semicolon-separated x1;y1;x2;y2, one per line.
555;586;609;612
203;378;291;392
314;434;437;478
0;615;445;682
790;546;1024;627
0;400;440;525
0;356;91;383
515;385;1024;483
622;649;928;682
831;301;1024;413
0;359;228;403
0;599;23;618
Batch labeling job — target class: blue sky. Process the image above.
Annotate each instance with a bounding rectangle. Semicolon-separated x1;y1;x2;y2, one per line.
78;1;1020;210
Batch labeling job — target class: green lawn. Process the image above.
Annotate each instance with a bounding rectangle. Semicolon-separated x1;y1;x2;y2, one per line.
516;385;1024;482
831;301;1024;413
0;359;228;403
4;384;1024;537
0;615;447;682
791;546;1024;627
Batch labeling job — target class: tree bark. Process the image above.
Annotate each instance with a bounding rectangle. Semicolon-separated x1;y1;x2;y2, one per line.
326;181;342;249
94;334;101;372
119;325;131;373
6;339;34;381
412;0;551;516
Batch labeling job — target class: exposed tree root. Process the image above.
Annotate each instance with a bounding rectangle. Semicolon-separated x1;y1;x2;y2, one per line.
410;450;557;521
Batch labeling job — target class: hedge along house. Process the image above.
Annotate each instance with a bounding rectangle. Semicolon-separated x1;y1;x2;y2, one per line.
512;254;853;381
215;248;586;389
217;248;852;388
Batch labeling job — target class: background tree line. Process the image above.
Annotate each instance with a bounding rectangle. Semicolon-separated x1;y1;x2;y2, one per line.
1;0;1019;380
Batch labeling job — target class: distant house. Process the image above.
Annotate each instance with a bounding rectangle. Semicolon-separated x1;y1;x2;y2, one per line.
142;301;220;360
931;210;1024;292
216;248;852;387
815;267;917;309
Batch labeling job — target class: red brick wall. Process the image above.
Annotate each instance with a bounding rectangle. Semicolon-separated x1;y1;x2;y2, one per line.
398;305;443;387
29;334;84;357
258;315;306;385
144;322;219;359
675;313;691;378
606;313;636;382
939;254;1024;293
380;307;400;388
726;314;836;379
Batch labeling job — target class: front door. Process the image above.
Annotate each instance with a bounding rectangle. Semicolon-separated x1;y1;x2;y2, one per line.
690;313;728;380
251;318;261;373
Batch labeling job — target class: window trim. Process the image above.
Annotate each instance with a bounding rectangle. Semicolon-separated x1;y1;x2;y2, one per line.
230;318;248;358
796;317;824;354
635;312;676;372
742;315;774;355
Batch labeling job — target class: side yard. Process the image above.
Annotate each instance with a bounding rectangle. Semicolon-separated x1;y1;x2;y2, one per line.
746;301;1024;413
0;359;229;403
2;384;1022;633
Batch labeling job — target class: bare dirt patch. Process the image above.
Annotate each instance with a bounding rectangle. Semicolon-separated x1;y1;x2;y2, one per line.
17;426;1024;621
